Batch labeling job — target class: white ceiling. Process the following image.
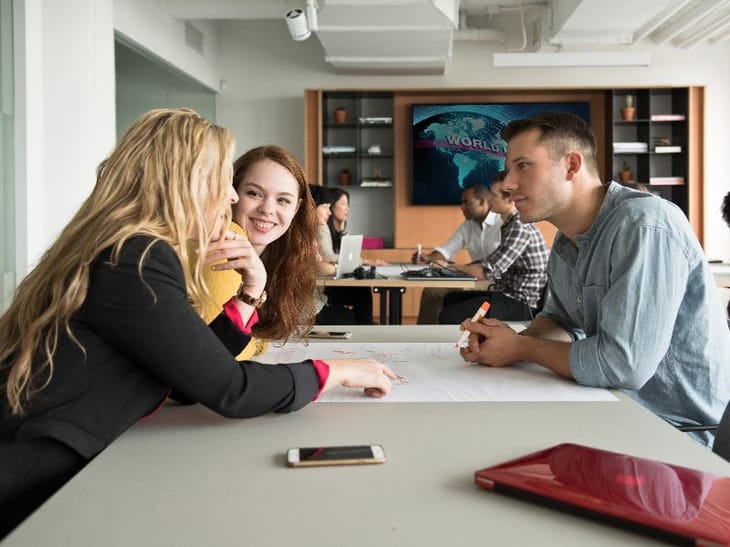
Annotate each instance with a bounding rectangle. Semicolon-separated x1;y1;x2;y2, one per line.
165;0;730;73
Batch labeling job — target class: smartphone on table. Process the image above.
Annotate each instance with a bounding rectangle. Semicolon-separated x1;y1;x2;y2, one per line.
307;330;353;339
286;444;386;467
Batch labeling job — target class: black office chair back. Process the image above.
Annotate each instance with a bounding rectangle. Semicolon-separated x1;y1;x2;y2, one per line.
716;323;730;460
677;320;730;459
713;399;730;462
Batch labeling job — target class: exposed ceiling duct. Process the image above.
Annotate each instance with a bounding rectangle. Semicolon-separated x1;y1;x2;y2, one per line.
453;10;508;42
164;0;730;75
313;0;459;74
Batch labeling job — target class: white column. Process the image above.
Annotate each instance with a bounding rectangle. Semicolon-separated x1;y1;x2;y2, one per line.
13;0;116;275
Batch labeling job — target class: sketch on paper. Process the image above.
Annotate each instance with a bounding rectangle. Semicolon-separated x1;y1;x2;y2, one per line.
255;342;617;404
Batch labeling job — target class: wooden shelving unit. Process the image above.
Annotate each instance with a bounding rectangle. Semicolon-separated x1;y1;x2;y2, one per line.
320;91;394;189
611;88;689;212
306;87;704;322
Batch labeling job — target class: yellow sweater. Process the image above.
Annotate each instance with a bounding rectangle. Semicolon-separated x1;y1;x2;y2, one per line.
198;222;269;360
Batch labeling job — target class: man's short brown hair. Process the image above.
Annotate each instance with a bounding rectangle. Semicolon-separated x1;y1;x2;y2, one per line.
500;112;599;176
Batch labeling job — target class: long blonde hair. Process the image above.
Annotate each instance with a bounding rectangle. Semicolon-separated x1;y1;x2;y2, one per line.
0;108;235;414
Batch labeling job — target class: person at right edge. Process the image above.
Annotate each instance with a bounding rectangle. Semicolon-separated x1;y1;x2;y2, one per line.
722;189;730;317
458;111;730;447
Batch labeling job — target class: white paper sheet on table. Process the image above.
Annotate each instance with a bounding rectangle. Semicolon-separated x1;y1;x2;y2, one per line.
256;342;617;403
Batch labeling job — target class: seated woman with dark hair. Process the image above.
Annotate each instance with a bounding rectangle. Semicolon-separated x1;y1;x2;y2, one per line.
720;192;730;321
323;187;387;267
327;187;350;254
311;185;375;324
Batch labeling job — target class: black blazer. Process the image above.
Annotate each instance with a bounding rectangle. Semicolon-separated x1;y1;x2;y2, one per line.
1;237;319;459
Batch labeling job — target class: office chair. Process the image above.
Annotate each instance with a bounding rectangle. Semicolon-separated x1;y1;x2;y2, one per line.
712;399;730;462
713;320;730;461
674;320;730;460
674;320;730;447
674;400;730;463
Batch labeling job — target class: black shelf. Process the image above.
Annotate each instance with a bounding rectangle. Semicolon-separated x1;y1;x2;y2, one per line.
322;91;394;189
610;88;690;218
324;123;393;129
324;154;394;159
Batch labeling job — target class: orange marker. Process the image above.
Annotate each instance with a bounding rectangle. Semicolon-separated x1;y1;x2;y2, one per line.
455;301;491;348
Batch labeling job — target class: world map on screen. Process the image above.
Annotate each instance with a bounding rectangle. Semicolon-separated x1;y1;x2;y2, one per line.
411;102;590;205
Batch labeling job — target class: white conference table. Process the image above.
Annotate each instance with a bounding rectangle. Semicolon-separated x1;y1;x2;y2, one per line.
5;325;730;547
710;262;730;288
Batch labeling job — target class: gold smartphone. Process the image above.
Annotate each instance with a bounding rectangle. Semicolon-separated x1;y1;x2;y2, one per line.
307;330;353;339
286;444;386;467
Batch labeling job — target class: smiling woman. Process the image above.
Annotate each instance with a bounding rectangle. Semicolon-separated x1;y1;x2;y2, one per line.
201;146;321;352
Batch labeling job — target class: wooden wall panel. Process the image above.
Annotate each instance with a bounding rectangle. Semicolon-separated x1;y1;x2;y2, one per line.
303;89;322;184
688;86;704;244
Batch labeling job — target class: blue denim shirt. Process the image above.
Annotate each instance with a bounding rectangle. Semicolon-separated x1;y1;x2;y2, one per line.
540;182;730;444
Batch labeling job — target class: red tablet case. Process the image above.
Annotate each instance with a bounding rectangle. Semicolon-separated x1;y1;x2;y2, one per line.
474;443;730;545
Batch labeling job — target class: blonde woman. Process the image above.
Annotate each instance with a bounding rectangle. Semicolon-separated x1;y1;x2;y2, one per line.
0;109;395;537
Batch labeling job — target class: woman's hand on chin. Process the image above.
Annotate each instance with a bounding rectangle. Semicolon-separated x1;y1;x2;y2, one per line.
206;230;267;295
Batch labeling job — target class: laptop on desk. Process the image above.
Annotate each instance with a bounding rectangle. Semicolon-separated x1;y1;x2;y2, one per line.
334;234;363;279
400;264;477;281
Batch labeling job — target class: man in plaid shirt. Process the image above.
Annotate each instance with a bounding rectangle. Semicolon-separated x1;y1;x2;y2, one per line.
438;173;549;322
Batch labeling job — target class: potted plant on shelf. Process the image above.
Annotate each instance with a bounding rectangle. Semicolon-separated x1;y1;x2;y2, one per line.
618;161;633;183
334;107;347;124
620;94;635;121
338;168;351;185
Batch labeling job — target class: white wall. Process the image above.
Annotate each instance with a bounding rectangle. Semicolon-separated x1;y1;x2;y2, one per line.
13;0;223;274
215;19;730;261
115;40;216;139
13;0;116;273
113;0;222;92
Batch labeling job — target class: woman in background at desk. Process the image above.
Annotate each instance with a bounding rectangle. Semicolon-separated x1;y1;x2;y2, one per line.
310;185;371;324
321;187;387;269
313;186;381;324
0;109;396;538
326;186;349;255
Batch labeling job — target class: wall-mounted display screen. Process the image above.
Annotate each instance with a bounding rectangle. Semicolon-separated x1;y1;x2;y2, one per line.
411;102;590;205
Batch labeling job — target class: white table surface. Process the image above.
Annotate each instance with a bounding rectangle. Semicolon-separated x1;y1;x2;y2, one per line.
710;262;730;288
5;326;730;547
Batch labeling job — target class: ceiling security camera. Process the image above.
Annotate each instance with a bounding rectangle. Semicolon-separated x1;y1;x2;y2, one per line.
286;9;311;41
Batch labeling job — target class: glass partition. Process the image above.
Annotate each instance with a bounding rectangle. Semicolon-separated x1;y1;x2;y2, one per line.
0;0;14;313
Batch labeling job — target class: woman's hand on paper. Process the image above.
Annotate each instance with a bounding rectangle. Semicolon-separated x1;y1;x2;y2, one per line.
458;318;520;367
324;358;397;398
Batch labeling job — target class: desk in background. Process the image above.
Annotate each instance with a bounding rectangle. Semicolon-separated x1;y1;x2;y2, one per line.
6;325;730;547
317;264;488;324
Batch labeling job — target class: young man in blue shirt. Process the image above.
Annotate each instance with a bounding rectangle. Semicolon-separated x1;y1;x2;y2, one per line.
459;112;730;445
